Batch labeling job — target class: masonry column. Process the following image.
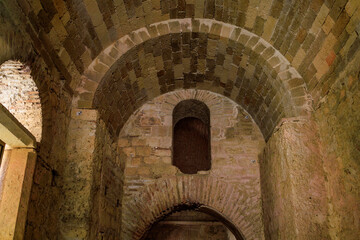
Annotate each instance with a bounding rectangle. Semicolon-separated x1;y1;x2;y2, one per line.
60;109;97;239
260;118;328;239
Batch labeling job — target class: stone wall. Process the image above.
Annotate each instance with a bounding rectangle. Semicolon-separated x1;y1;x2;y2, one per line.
260;118;328;239
0;60;42;141
314;47;360;239
90;119;124;239
0;1;33;66
0;1;358;239
58;108;97;239
24;56;73;239
118;89;265;239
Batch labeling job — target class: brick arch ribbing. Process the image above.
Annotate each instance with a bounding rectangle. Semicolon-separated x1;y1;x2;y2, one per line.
121;176;264;240
6;0;354;104
77;19;311;140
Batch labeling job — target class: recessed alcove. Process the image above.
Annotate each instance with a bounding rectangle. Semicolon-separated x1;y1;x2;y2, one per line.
173;99;211;174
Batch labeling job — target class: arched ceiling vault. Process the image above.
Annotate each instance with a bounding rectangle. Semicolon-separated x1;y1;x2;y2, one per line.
2;0;359;138
87;19;310;140
2;0;359;106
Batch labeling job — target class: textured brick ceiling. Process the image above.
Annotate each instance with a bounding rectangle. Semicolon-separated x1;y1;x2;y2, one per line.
92;23;310;139
1;0;359;138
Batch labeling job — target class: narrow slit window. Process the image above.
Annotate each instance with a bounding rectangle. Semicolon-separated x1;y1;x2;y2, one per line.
172;100;211;174
0;140;4;167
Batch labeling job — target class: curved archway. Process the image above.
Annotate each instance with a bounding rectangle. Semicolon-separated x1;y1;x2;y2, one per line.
198;206;245;240
141;205;245;240
78;19;311;140
121;176;263;239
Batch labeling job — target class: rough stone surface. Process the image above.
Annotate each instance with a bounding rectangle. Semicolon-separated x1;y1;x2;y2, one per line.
260;118;328;239
59;108;97;239
23;56;73;239
314;47;360;239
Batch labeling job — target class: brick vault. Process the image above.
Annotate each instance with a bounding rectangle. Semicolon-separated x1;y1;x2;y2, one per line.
0;0;359;239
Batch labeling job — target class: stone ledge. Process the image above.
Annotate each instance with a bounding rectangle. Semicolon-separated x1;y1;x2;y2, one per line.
0;103;36;148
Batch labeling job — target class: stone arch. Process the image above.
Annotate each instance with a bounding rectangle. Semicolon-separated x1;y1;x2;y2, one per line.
121;176;263;240
0;32;61;149
76;19;311;140
0;6;57;145
141;205;245;240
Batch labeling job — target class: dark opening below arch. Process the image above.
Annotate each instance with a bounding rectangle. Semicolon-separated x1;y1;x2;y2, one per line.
141;204;245;240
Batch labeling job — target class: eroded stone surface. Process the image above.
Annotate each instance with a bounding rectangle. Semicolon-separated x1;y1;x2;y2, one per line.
314;46;360;239
261;119;328;239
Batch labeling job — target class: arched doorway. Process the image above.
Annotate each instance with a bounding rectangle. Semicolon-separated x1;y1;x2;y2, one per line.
142;206;244;240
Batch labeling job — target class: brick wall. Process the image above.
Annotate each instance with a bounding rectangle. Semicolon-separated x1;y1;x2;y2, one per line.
90;119;124;239
0;0;358;239
0;60;42;141
314;46;360;239
118;89;265;239
24;56;73;239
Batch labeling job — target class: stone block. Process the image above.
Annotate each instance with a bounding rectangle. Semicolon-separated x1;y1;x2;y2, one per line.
322;15;335;34
144;156;160;164
136;146;152;156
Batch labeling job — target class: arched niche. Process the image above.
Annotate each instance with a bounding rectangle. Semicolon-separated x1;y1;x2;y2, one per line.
173;99;211;174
